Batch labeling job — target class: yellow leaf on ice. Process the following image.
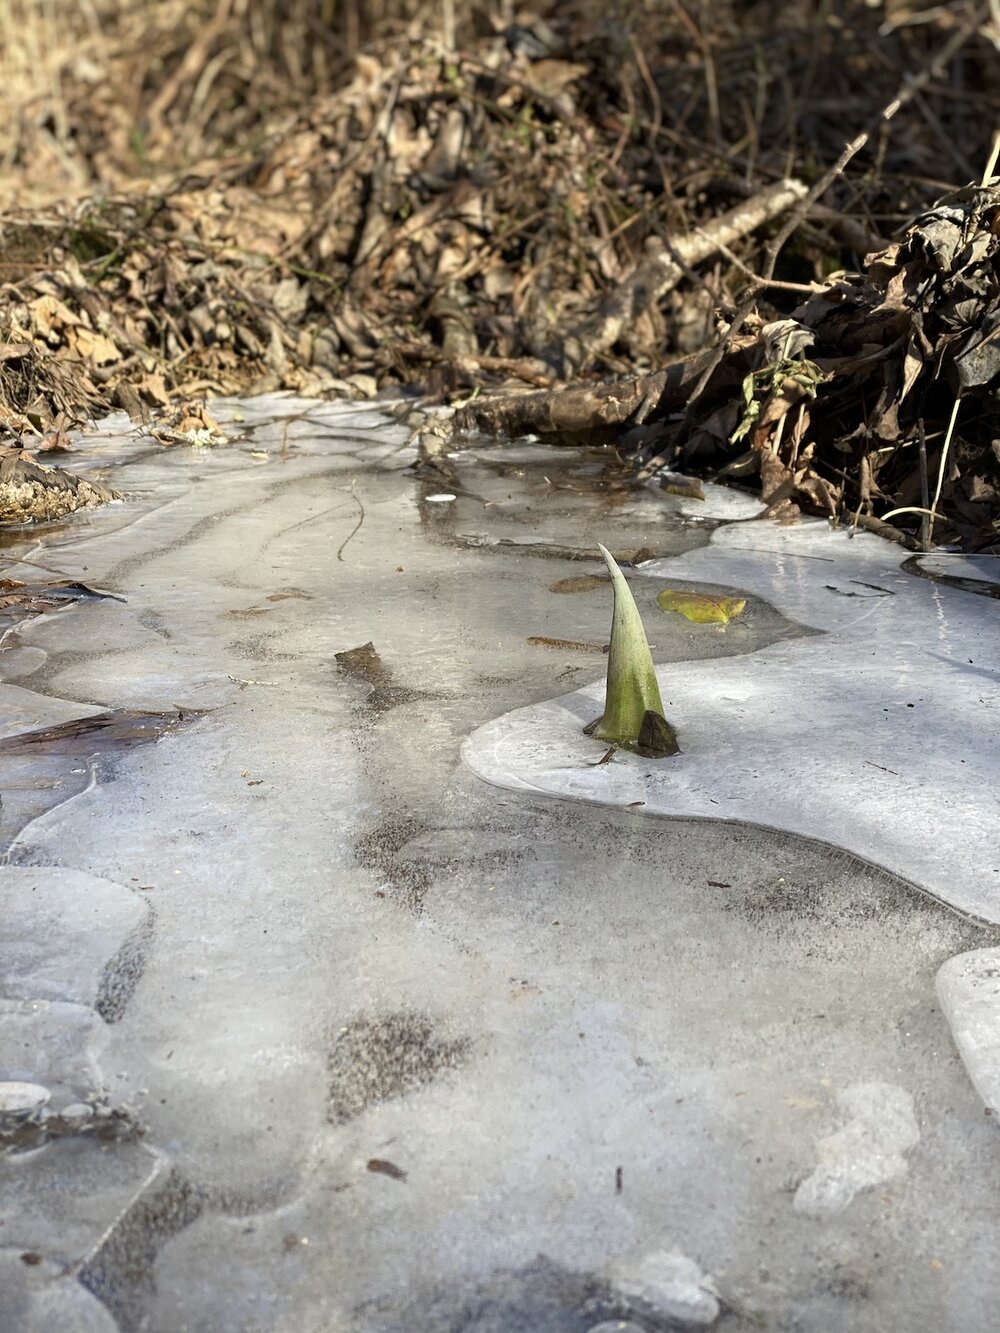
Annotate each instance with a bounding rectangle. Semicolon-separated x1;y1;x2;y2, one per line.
656;589;747;624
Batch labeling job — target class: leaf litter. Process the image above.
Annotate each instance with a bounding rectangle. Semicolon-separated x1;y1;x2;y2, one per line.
0;1;997;548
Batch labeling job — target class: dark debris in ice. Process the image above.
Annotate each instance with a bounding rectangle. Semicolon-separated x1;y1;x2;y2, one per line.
328;1010;471;1125
335;640;435;718
79;1168;207;1332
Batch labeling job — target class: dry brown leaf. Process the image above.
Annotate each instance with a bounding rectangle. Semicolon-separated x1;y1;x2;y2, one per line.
29;294;80;339
522;60;591;98
68;326;120;365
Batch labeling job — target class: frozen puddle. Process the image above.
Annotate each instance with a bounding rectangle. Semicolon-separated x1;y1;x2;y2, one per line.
1;397;999;1332
465;519;999;921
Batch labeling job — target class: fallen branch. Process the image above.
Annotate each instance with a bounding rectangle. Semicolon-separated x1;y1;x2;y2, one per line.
454;339;754;440
547;178;807;376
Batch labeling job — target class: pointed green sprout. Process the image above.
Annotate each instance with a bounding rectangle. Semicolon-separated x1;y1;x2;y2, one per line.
585;544;680;757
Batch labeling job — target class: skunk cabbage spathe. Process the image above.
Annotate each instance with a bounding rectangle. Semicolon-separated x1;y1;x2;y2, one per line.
585;544;679;757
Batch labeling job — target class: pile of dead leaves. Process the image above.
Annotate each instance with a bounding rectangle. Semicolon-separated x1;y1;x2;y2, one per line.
1;1;999;547
458;181;1000;551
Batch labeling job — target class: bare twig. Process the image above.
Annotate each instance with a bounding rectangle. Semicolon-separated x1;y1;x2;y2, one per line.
337;481;365;562
917;418;931;550
760;2;990;284
146;0;233;130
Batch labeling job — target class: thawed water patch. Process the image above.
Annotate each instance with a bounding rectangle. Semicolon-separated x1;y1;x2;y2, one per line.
417;436;760;562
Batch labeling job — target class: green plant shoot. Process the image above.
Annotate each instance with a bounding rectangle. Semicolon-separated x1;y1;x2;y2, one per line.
585;544;679;757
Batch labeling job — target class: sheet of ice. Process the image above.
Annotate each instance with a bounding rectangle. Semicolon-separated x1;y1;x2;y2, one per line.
0;1249;119;1333
0;868;149;1008
0;1000;106;1107
437;443;720;561
464;518;1000;922
6;1136;165;1266
3;401;1000;1332
0;682;105;740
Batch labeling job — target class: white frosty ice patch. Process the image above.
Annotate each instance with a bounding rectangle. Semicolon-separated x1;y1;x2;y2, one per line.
607;1247;720;1325
794;1081;919;1218
463;518;1000;922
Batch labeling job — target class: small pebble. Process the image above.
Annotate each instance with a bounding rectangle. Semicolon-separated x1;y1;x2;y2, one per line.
59;1102;95;1131
425;493;457;502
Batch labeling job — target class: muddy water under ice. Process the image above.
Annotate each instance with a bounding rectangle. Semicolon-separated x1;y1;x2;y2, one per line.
0;397;999;1333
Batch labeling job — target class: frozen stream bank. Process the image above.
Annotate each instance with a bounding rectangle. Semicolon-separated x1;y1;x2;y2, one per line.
1;398;999;1332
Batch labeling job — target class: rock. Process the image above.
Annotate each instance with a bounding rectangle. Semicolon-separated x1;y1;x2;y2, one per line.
937;948;1000;1112
0;450;121;525
0;1080;50;1129
59;1103;95;1132
344;372;378;399
794;1081;919;1218
607;1248;720;1326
